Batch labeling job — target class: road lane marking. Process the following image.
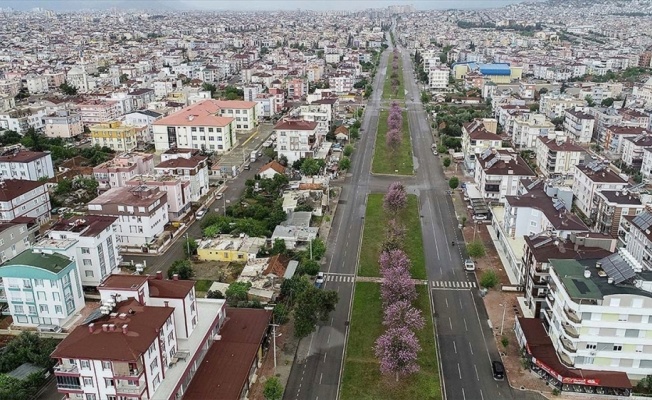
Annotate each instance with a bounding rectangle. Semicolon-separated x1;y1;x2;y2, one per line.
449;317;452;330
323;352;327;363
459;298;463;309
464;319;468;331
458;363;462;379
320;373;323;385
445;298;449;308
469;342;474;355
462;388;466;400
474;364;479;380
453;340;457;354
426;200;440;260
480;390;485;400
328;333;331;344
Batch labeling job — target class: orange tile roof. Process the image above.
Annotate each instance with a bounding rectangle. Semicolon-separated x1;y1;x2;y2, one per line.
153;99;234;127
259;160;285;174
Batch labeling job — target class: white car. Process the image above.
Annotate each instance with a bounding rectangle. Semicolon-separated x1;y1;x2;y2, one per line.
315;272;325;288
196;210;206;220
464;259;476;271
473;214;487;221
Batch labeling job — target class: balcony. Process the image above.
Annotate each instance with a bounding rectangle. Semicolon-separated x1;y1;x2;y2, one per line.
54;363;79;374
564;307;581;324
115;380;146;395
560;336;577;353
557;350;575;368
562;323;580;339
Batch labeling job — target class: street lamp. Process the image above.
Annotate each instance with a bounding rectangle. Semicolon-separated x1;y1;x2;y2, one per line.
499;303;507;336
223;199;231;216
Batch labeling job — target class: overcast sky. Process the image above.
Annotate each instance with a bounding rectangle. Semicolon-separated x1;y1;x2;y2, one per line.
1;0;533;11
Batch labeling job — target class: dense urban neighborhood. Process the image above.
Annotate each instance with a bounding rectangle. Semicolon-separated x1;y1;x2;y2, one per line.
1;0;652;399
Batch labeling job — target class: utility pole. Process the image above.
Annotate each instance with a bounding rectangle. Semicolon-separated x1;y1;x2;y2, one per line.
184;233;190;256
500;303;507;336
309;239;313;260
272;323;279;369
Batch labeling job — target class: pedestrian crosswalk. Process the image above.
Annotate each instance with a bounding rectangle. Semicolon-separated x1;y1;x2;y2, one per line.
325;274;355;283
431;281;476;289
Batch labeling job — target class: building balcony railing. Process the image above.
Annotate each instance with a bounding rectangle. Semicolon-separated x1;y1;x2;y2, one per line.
557;350;575;368
564;307;581;324
560;336;577;353
56;383;82;391
562;323;580;339
54;363;79;374
115;381;146;395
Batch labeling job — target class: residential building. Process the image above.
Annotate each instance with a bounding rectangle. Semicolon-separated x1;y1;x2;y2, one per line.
543;258;652;380
43;111;84;139
535;134;585;178
196;235;266;262
522;233;614;318
0;179;50;225
87;185;168;247
25;75;49;94
619;212;652;269
51;273;236;399
274;119;319;164
47;215;120;287
93;152;155;191
540;95;585;120
75;100;121;125
0;222;36;263
511;113;556;149
126;175;191;221
474;148;536;202
622;135;652;170
571;162;628;218
328;73;354;94
603;127;648;156
428;66;449;90
641;148;652;181
213;100;258;133
461;119;502;172
594;190;645;237
0;249;84;328
152;100;236;153
155;148;209;203
0;107;47;134
122;110;163;144
0;150;54;181
258;161;286;180
564;108;595;144
90;121;138;152
295;102;333;136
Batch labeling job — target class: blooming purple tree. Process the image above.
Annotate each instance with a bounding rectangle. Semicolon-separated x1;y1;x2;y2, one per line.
382;219;406;251
383;181;407;214
383;300;425;331
386;128;401;152
378;248;411;275
374;326;421;380
380;266;417;305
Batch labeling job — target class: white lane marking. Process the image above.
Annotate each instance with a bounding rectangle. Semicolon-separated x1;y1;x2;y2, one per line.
445;298;449;308
453;340;457;354
449;317;452;330
464;318;468;331
462;388;466;400
474;364;479;381
469;342;474;355
328;333;331;344
320;373;323;385
323;352;327;363
458;363;462;379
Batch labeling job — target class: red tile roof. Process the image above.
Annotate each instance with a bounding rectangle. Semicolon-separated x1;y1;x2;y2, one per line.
0;180;45;201
153;100;234;127
50;215;117;237
98;274;148;291
274;119;318;131
147;277;194;299
155;155;207;169
0;150;49;163
51;299;173;362
258;160;285;175
184;308;272;400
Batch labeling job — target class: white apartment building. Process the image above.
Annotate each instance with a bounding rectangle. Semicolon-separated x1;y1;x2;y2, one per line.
75;101;121;125
619;212;652;270
535;134;585;178
88;185;168;248
153;100;236;153
544;257;652;380
564;108;596;144
572;162;628;218
52;274;227;399
0;107;47;134
93;152;155;191
511;113;556;149
622;135;652;169
127;175;191;221
122;110;162;143
473;149;536;202
25;74;49;94
329;73;354;94
43;110;84;139
0;150;54;181
47;215;120;287
429;66;449;90
539;94;585;120
461;119;502;172
0;249;84;328
296;103;332;136
155;148;209;203
213;100;258;133
0;179;51;224
274;119;320;164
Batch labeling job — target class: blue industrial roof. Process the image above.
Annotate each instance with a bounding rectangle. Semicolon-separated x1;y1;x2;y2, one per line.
478;63;511;76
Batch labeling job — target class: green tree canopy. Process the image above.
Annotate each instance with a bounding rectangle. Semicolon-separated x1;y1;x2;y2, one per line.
263;377;284;400
300;158;326;176
225;281;252;305
467;240;486;258
294;287;339;338
449;176;460;189
167;259;194;279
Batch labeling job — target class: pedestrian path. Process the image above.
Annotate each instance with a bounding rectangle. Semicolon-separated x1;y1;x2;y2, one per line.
325;273;355;283
431;280;476;289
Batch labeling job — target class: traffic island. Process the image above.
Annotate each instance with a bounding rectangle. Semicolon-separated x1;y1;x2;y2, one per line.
371;109;414;175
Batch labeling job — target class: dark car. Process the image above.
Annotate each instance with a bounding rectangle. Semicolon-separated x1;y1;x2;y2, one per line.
492;361;505;380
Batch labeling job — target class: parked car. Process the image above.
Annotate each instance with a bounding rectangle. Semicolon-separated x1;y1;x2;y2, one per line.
215;193;223;200
315;272;325;288
492;361;505;380
196;210;206;220
243;164;251;170
473;214;487;221
464;259;476;271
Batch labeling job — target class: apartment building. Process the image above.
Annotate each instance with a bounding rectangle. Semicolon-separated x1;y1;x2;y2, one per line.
25;75;49;94
213;100;258;133
461;119;502;172
0;79;21;97
603;127;647;156
122;110;162;143
429;66;450;90
87;185;168;247
75;101;121;125
0;222;36;263
52;273;228;399
90;121;138;152
0;179;51;224
0;107;47;134
155;148;209;203
539;94;585;120
43;110;84;139
296;102;333;136
93;152;155;190
564;108;595;144
328;73;354;94
0;249;84;328
274;119;320;164
47;215;120;287
622;135;652;169
594;191;644;237
196;235;266;262
522;233;614;318
126;175;191;221
473;148;536;202
535;134;585;178
152;100;236;153
619;212;652;270
543;257;652;380
0;150;54;181
572;162;628;218
511;113;556;149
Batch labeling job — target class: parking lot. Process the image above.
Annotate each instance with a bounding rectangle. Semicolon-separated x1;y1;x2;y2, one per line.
212;122;275;176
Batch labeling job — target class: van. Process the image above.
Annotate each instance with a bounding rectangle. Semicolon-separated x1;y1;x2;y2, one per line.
37;324;62;333
492;361;505;380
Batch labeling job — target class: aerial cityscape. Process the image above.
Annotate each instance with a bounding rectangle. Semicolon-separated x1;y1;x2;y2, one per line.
0;0;651;399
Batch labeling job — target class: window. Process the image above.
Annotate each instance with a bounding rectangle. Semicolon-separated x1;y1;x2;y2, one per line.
104;378;114;387
83;377;94;387
613;345;623;351
28;305;36;314
102;361;111;370
80;360;90;369
83;259;92;266
191;127;197;132
85;395;96;400
208;136;215;141
150;358;158;373
199;127;205;132
153;374;160;388
585;343;597;350
168;331;174;344
55;305;62;314
208;128;214;132
39;304;48;313
23;279;31;288
81;247;90;254
618;314;628;322
37;291;46;301
34;279;43;287
85;270;94;277
14;305;24;313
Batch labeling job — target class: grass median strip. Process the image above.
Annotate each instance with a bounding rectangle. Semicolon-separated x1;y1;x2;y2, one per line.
372;109;413;175
358;194;425;279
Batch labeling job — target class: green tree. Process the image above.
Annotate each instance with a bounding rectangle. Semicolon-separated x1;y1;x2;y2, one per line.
183;237;198;257
280;276;311;306
299;158;325;176
225;281;252;305
270;238;287;255
294;287;339;338
21;128;46;151
202;82;217;98
206;290;224;299
421;91;431;104
480;270;498;289
442;157;451;168
0;130;22;146
585;95;596;107
273;303;290;324
339;157;351;171
449;176;459;189
300;259;320;276
119;73;129;83
54;178;74;196
467;240;486;258
263;377;284;400
528;103;540;112
601;97;614;107
59;81;78;95
167;259;194;279
310;238;326;260
343;144;354;157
